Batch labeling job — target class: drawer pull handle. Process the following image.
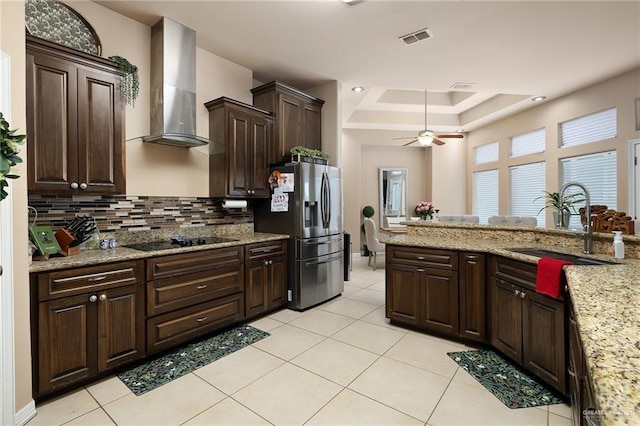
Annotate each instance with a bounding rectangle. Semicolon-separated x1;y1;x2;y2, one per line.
416;268;426;272
88;275;107;282
99;294;107;302
89;295;97;303
196;317;208;323
416;256;426;260
196;285;208;290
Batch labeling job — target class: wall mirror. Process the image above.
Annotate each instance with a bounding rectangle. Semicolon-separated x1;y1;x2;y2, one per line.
379;168;408;227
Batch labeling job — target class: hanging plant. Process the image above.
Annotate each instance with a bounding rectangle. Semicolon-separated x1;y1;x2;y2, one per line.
108;55;139;107
0;112;26;202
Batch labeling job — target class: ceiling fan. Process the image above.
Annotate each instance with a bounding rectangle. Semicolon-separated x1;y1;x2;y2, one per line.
393;90;464;147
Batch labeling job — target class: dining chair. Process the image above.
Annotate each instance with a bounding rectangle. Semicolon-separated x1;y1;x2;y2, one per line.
363;217;385;270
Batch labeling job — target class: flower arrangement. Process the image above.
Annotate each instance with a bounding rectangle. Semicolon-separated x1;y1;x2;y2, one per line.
0;112;26;202
415;201;436;219
268;170;281;189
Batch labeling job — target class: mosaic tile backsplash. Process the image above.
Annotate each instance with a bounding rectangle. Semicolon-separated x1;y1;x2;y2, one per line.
28;195;253;233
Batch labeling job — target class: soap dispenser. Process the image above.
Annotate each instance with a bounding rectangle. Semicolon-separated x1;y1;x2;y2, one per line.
612;231;625;259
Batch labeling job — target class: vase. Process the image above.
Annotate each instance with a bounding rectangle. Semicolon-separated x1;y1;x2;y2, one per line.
553;210;571;228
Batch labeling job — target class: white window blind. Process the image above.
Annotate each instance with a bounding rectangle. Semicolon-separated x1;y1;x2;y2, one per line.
510;162;546;227
473;169;499;224
560;108;617;147
475;142;499;164
560;150;617;229
510;128;545;157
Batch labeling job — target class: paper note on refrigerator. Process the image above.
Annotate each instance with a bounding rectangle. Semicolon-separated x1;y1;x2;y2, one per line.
278;173;294;192
271;192;289;212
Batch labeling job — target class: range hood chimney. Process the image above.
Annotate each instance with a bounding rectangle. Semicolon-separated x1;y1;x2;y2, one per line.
143;17;210;148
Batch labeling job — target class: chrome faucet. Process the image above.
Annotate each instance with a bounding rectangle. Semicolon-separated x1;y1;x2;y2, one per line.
558;181;592;254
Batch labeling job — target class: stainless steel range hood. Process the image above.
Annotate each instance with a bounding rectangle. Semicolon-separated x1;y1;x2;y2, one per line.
143;17;210;148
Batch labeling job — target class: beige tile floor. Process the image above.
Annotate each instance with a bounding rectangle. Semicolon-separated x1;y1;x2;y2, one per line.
27;255;572;426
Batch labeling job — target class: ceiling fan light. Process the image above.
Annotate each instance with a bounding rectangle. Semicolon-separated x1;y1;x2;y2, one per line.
418;135;433;146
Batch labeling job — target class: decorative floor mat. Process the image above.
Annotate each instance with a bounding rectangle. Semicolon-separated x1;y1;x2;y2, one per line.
119;324;269;396
447;349;564;409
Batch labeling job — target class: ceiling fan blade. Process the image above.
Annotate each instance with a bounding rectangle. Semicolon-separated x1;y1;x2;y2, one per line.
436;134;464;139
432;138;446;146
402;139;419;146
393;136;418;140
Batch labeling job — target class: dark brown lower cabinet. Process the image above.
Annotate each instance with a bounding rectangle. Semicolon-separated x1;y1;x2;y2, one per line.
385;246;459;337
459;253;486;342
245;241;287;320
490;257;566;394
32;261;145;397
568;297;600;426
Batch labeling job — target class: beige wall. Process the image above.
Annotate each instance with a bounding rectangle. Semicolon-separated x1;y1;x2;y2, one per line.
66;1;254;197
467;68;640;225
308;81;342;167
1;0;31;414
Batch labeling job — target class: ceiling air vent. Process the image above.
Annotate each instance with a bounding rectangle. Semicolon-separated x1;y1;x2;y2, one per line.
399;28;433;45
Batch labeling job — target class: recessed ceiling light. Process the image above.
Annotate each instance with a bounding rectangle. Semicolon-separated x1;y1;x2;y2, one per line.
352;86;365;93
532;96;547;102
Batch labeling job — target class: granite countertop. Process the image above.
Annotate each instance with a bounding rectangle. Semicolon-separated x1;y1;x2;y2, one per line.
29;232;290;273
382;233;640;425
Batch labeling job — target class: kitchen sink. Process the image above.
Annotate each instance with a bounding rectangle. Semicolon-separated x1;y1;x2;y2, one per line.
506;248;619;265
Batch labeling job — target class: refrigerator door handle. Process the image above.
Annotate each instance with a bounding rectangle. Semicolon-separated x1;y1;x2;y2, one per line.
320;172;328;228
305;253;342;266
306;236;342;245
326;172;332;226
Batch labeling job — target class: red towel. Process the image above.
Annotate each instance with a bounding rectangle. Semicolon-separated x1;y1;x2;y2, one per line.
535;257;573;299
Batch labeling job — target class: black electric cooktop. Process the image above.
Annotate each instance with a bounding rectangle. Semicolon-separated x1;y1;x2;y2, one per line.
123;236;238;252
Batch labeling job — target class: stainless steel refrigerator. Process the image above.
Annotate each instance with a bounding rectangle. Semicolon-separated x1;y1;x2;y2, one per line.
254;161;344;310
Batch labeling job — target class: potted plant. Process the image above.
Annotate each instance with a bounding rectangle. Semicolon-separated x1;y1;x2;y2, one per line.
535;191;585;228
290;146;330;164
0;112;26;201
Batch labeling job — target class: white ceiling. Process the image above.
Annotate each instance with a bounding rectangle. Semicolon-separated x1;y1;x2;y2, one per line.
94;0;640;136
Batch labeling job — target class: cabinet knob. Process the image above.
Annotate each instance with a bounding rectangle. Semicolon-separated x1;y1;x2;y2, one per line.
269;260;273;265
99;294;107;301
265;260;269;266
79;182;88;190
89;295;98;302
70;182;79;189
520;291;526;299
515;289;521;297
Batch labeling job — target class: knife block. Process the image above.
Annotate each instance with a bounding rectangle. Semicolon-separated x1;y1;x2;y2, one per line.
55;228;80;256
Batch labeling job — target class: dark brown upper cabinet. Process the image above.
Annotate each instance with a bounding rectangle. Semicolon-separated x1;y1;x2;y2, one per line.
26;36;125;195
251;81;324;164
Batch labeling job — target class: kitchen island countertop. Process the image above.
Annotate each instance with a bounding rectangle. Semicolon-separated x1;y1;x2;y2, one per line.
382;232;640;425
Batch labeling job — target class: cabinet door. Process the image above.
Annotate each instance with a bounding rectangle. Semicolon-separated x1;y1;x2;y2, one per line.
37;294;97;394
522;289;566;393
490;278;522;363
302;102;322;151
568;301;583;426
278;94;302;161
459;253;486;342
26;51;79;193
245;259;267;318
97;284;145;371
227;108;252;197
77;67;125;194
266;256;287;310
385;263;421;326
422;268;459;336
250;115;272;198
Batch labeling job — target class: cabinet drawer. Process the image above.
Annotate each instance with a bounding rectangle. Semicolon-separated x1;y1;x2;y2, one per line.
147;265;244;316
147;246;243;280
245;240;287;261
146;294;244;354
37;261;144;301
491;256;537;291
388;246;458;270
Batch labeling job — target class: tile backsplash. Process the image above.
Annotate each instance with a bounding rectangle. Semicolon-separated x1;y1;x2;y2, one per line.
28;195;253;233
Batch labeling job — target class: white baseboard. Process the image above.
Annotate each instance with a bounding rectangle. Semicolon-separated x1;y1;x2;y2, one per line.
14;400;36;426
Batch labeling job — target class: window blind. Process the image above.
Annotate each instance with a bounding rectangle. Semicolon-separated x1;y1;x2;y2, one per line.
560;108;617;147
560;150;617;228
475;142;499;164
473;169;499;224
510;128;545;157
510;162;546;227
